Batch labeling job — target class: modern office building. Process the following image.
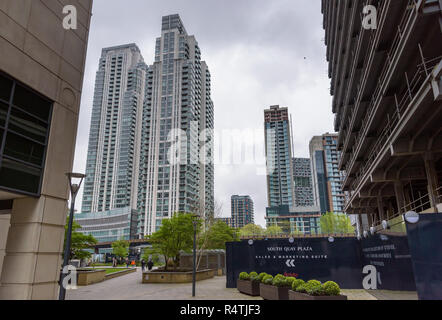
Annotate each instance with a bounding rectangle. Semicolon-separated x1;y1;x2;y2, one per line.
322;1;442;233
75;207;139;243
137;14;214;235
230;195;254;228
309;134;345;214
292;158;315;207
0;0;93;299
264;105;296;208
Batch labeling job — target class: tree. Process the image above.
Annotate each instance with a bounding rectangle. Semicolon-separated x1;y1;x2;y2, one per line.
64;217;97;260
320;212;355;234
203;220;238;250
266;225;283;236
112;240;129;260
147;213;200;271
239;224;264;237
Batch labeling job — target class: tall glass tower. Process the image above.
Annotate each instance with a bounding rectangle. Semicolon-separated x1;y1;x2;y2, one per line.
264;105;295;208
82;44;147;214
137;15;214;235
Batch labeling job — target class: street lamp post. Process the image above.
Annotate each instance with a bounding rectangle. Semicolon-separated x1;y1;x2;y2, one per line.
191;215;199;297
59;172;86;301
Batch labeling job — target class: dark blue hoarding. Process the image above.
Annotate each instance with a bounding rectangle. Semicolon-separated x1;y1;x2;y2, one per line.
406;213;442;300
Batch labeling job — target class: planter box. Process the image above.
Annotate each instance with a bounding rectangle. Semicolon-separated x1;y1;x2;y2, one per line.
142;269;215;283
237;280;260;296
260;283;289;300
289;290;348;300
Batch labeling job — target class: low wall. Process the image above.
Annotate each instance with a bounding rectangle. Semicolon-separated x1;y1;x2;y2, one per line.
142;269;215;283
77;270;106;286
104;268;136;280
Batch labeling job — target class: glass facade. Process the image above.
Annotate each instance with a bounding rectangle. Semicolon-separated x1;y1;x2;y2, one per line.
0;72;52;196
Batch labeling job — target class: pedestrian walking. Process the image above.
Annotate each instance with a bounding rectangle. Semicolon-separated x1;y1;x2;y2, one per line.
147;258;154;271
125;258;129;268
141;259;146;272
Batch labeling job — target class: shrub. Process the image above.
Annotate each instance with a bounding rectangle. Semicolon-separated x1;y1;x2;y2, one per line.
272;274;288;288
292;279;305;291
249;272;259;282
307;284;326;296
323;281;341;296
257;272;267;282
262;274;273;285
239;272;250;281
296;279;321;294
286;277;296;288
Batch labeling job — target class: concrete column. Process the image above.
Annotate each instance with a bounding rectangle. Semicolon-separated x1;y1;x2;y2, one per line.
377;195;385;221
424;153;439;213
394;181;406;214
0;197;67;300
0;214;11;286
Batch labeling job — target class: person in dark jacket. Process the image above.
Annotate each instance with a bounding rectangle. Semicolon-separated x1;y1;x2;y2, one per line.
141;259;146;272
147;259;154;271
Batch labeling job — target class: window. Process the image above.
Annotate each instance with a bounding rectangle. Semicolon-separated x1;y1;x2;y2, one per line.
0;72;52;196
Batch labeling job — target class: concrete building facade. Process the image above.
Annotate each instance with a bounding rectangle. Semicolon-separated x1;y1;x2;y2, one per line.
292;157;315;207
0;0;93;299
322;0;442;234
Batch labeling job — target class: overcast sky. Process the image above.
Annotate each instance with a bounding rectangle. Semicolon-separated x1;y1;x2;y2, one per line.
72;0;334;227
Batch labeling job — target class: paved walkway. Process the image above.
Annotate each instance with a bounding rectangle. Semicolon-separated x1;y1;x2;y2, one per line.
66;268;417;300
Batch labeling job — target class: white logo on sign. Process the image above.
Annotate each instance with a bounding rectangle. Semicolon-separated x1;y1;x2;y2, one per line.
285;259;295;267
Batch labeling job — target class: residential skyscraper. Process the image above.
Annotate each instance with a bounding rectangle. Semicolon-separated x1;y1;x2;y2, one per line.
264;105;296;208
82;44;147;217
309;133;345;214
292;158;315;207
137;15;214;235
231;195;254;228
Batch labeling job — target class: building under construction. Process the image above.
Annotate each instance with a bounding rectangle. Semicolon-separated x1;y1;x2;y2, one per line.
322;0;442;234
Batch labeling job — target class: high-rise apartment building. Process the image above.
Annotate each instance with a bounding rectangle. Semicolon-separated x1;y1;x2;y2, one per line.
322;1;442;234
292;158;315;207
264;105;295;208
231;195;254;228
137;15;214;235
82;44;147;216
309;133;345;214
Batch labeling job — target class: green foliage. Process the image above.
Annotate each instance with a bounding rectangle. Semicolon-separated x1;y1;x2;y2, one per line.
296;280;322;293
239;272;250;281
272;274;289;288
307;284;325;296
262;274;273;285
239;224;264;237
266;225;283;236
323;281;341;296
203;220;237;250
147;213;201;271
248;271;258;282
320;212;355;234
286;277;296;288
111;240;129;259
257;272;267;282
292;279;305;291
64;217;97;260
